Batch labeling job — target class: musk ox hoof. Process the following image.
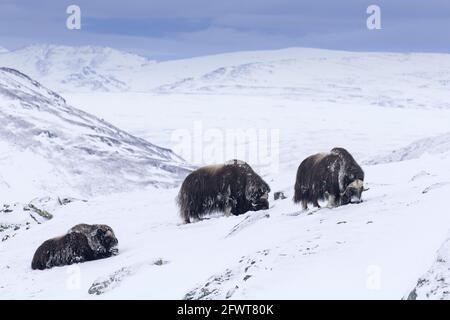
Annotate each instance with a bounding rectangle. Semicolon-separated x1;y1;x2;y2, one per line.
31;224;118;270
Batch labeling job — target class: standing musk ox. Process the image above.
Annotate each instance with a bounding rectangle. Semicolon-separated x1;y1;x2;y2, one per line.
294;147;368;210
177;160;270;223
31;224;118;270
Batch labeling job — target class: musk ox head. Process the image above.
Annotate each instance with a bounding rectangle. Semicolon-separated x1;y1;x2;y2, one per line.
241;165;271;211
331;147;368;205
245;180;270;211
69;224;119;257
340;179;368;205
94;225;119;257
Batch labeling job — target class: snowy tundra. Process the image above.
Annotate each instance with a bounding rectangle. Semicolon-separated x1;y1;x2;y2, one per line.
1;47;450;299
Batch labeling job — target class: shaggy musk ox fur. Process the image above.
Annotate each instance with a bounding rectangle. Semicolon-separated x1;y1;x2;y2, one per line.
294;147;367;209
177;160;270;223
31;224;118;270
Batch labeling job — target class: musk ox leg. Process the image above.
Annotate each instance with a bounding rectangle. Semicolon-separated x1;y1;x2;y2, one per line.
181;210;192;224
224;197;238;217
326;194;337;208
301;200;308;211
313;199;321;208
224;206;233;217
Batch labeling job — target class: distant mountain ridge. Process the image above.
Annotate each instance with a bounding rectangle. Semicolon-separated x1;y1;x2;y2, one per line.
2;44;450;109
0;44;154;92
0;67;189;199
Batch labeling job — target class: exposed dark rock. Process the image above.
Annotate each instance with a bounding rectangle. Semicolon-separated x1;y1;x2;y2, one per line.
274;191;287;200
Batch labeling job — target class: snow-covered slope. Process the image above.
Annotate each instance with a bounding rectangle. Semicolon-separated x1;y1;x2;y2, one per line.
0;67;188;201
1;144;450;299
406;235;450;300
366;132;450;165
2;46;450;299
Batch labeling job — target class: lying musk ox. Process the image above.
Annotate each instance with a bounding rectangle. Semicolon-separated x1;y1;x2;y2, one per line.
31;224;118;270
177;160;270;223
294;147;368;210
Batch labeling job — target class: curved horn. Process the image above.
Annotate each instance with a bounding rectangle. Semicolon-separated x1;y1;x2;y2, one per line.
341;179;364;196
341;185;351;197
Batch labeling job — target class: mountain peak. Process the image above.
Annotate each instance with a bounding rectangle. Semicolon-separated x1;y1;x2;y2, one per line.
0;43;155;92
15;43;149;59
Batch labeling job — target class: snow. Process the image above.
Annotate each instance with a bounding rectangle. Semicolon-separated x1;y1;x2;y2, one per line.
0;67;189;201
0;44;154;92
1;46;450;299
366;132;450;165
406;233;450;300
3;44;450;107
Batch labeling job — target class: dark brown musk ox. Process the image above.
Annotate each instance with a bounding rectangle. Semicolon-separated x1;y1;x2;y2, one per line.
294;147;368;210
177;159;271;223
31;224;118;270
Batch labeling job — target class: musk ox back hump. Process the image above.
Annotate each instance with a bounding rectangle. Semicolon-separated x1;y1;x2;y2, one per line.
177;165;226;223
31;232;93;270
293;153;326;203
177;160;270;223
331;147;358;166
331;147;364;181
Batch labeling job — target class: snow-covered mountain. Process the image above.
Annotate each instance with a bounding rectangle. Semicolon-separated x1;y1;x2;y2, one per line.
0;45;154;92
2;45;450;112
153;49;450;111
0;67;188;200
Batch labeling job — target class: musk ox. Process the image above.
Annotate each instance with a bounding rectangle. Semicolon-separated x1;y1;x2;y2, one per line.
294;147;368;210
31;224;118;270
177;159;270;223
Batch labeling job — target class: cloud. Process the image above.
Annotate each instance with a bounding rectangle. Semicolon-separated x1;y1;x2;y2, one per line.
0;0;449;59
